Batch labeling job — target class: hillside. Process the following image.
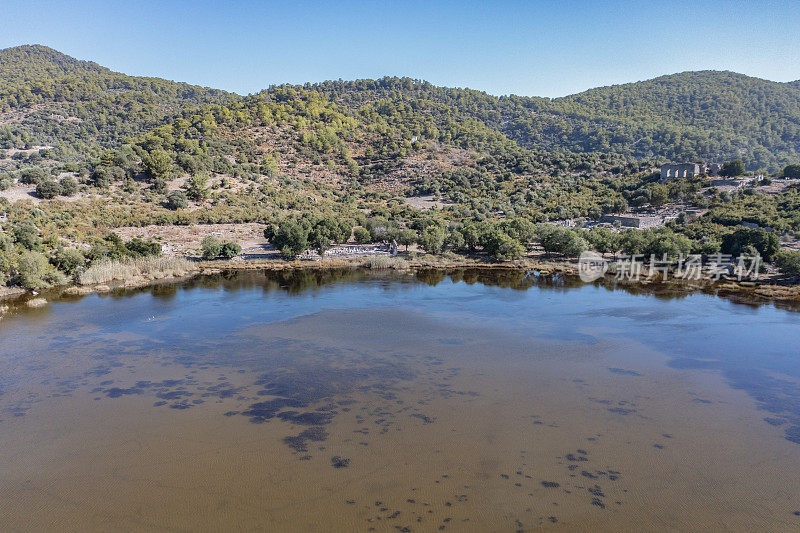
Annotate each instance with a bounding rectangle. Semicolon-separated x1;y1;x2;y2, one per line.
1;46;799;170
0;44;108;80
310;72;800;170
0;45;232;161
1;46;800;291
543;71;800;167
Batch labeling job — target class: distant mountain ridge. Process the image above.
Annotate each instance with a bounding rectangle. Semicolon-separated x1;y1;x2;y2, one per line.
1;45;799;170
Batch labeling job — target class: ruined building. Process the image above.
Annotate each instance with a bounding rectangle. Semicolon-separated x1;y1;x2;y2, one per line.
661;162;722;179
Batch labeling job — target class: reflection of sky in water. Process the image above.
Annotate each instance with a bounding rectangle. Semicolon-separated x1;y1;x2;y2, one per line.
370;278;800;441
5;273;797;379
1;270;799;442
422;283;797;379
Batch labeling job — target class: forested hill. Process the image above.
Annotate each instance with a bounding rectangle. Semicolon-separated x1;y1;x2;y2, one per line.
0;45;232;160
1;45;800;170
309;71;800;170
544;71;800;167
0;44;108;81
4;46;800;289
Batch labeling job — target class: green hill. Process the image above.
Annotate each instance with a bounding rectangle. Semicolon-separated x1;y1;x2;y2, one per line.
310;72;800;170
0;45;232;160
2;46;800;288
2;46;799;169
541;71;800;168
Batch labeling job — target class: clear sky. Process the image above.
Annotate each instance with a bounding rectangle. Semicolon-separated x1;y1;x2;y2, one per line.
1;0;799;97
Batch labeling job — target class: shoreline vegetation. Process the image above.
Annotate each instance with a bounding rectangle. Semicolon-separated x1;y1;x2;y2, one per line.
2;253;799;316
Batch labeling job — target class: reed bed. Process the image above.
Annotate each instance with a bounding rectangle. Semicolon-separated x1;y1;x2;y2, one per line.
79;256;195;285
357;256;408;269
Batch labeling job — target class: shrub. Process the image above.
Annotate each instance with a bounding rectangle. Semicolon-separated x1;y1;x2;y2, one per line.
51;248;86;276
308;216;349;255
721;228;780;262
151;178;168;194
479;227;512;257
459;222;483;252
0;233;12;285
310;233;331;255
353;227;371;243
618;230;647;255
397;228;417;250
13;251;66;289
494;232;526;260
262;224;278;241
775;249;800;276
126;238;162;257
143;150;173;181
783;164;800;179
584;227;619;254
271;221;310;258
539;226;588;257
611;198;628;214
201;236;223;259
219;242;242;259
87;234;127;262
649;184;669;207
418;225;446;254
721;159;746;177
692;236;722;255
36;180;61;199
91;166;124;188
12;223;41;251
502;218;537;244
261;155;279;177
445;229;465;252
59;176;78;196
19;167;46;185
165;191;188;210
85;234;160;262
186;172;210;201
636;229;693;257
365;216;394;242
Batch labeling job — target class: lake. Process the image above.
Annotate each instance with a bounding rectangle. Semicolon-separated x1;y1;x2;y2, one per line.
1;269;799;531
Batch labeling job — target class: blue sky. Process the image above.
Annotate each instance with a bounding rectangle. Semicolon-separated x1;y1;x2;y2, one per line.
1;0;798;97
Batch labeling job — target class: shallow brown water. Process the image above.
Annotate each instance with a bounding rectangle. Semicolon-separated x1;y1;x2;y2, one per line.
1;270;799;531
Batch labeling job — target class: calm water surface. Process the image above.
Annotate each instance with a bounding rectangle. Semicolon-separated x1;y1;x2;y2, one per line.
1;269;799;531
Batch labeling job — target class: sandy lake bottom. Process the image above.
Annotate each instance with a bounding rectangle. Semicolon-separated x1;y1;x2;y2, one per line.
1;269;799;531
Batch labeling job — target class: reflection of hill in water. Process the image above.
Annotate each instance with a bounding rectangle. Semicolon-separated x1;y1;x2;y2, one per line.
103;267;798;312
